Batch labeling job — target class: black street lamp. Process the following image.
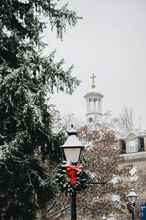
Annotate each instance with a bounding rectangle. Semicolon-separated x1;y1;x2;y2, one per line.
127;189;138;220
60;125;84;220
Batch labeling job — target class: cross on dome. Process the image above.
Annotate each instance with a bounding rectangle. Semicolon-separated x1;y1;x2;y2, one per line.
90;73;96;89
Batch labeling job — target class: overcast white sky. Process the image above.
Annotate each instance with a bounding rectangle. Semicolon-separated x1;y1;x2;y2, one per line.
44;0;146;128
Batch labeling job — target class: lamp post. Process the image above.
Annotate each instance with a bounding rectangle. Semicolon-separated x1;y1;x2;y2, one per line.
127;189;138;220
60;125;84;220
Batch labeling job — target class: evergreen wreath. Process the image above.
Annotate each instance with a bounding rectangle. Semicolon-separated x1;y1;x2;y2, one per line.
55;162;90;195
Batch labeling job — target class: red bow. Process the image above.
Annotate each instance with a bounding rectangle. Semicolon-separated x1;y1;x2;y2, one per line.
65;163;83;186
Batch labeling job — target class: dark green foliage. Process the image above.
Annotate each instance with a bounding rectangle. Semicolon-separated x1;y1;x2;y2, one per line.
0;154;54;219
76;171;90;191
0;0;78;67
0;0;80;219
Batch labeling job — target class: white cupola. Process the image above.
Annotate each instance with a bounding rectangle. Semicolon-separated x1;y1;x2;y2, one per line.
84;74;103;126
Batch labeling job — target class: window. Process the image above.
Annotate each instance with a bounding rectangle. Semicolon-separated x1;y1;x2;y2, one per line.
88;117;93;123
138;137;144;152
120;140;126;154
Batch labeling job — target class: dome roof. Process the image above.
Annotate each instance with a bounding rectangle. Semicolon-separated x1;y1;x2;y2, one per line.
84;91;103;99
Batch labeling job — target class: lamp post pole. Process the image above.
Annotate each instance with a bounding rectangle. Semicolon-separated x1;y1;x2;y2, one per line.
71;187;77;220
127;202;135;220
131;208;135;220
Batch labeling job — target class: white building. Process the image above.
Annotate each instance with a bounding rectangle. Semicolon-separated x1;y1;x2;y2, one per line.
117;129;146;154
84;74;146;155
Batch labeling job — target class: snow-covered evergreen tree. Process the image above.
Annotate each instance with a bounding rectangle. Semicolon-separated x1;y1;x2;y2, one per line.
0;0;80;219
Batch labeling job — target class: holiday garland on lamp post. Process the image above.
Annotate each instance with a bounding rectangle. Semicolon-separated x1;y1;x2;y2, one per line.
56;162;90;194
